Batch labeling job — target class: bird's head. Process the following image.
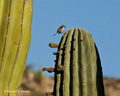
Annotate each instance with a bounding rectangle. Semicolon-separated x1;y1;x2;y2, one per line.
61;25;66;28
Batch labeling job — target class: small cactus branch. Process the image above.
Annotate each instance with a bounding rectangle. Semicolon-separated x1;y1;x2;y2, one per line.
53;52;57;55
42;67;55;73
49;43;59;48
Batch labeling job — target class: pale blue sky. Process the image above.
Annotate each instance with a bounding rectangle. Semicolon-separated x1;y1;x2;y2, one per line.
27;0;120;78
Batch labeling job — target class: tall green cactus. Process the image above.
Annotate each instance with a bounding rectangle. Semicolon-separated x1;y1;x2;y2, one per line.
44;28;105;96
0;0;32;96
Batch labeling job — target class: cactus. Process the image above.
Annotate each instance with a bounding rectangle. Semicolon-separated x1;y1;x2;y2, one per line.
49;43;59;48
0;0;32;96
44;28;105;96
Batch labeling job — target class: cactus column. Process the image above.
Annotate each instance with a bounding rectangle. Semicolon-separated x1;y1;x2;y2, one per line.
0;0;33;96
44;28;105;96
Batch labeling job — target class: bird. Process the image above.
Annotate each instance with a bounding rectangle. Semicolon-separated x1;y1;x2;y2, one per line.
53;25;66;36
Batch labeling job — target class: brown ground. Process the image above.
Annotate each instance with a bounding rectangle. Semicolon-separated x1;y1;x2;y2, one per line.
18;71;120;96
104;77;120;96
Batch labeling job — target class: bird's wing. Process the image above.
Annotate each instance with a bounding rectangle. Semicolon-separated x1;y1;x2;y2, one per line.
57;26;63;33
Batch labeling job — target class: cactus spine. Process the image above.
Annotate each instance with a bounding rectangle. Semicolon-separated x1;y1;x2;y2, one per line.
0;0;33;96
44;28;105;96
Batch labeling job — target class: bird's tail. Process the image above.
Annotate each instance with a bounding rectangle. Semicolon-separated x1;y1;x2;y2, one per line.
53;33;57;36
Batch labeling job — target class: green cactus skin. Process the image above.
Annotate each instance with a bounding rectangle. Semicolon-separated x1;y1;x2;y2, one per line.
52;28;105;96
0;0;32;96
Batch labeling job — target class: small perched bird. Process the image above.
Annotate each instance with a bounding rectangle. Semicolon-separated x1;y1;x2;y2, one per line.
53;25;66;36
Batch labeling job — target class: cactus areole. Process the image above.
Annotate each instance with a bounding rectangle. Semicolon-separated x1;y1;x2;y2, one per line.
49;28;105;96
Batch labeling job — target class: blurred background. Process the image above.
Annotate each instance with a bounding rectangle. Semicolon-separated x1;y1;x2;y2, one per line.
27;0;120;78
19;0;120;96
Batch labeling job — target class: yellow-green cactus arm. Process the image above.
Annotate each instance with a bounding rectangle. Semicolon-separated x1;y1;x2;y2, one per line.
0;0;33;96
